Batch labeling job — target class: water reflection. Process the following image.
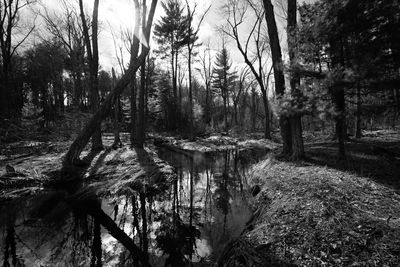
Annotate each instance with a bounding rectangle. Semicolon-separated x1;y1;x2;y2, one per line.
0;148;267;266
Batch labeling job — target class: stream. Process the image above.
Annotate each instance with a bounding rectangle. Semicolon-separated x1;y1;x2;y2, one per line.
0;147;268;266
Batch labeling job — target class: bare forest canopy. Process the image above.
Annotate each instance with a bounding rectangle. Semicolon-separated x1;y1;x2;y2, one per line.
0;0;398;163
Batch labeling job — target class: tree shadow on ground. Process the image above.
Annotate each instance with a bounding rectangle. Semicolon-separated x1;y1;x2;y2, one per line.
51;147;109;186
289;139;400;190
133;147;166;190
86;147;113;176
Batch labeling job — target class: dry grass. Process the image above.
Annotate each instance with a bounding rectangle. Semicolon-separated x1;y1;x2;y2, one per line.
82;146;176;197
222;157;400;266
1;136;176;201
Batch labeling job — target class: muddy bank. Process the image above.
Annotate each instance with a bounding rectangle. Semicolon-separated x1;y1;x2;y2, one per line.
219;157;400;266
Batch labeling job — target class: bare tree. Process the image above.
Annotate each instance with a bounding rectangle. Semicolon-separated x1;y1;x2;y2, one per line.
40;0;85;112
185;0;211;139
263;0;292;154
232;66;250;127
78;0;103;151
197;42;213;125
0;0;36;119
222;0;273;139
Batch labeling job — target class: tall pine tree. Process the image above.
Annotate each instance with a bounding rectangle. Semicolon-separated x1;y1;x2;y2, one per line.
212;46;236;132
154;0;188;130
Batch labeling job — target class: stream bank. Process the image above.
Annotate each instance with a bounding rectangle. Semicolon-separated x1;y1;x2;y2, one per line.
1;134;271;266
2;131;399;266
219;156;400;266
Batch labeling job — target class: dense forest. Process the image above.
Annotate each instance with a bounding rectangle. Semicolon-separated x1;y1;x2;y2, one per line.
1;0;400;266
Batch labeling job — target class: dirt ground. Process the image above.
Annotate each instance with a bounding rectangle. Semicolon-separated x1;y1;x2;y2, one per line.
219;130;400;266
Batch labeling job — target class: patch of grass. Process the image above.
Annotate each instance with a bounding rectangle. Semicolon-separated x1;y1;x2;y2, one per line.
223;157;400;266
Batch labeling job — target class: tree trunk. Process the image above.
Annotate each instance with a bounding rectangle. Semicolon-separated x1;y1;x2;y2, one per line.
130;76;137;146
65;0;157;165
233;103;238;127
329;37;347;160
64;53;150;167
263;0;292;154
63;0;157;168
287;0;304;159
205;84;210;125
223;96;228;132
188;44;194;140
240;93;247;130
261;91;271;139
170;48;177;130
289;116;304;159
111;68;122;148
79;0;103;152
355;83;362;138
333;86;346;159
135;61;146;147
130;0;142;146
251;87;256;132
134;1;148;148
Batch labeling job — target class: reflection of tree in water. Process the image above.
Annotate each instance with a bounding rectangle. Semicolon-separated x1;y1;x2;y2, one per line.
214;172;232;216
3;213;20;267
155;213;200;266
1;191;153;266
154;159;202;266
90;218;102;267
1;148;266;266
214;151;233;217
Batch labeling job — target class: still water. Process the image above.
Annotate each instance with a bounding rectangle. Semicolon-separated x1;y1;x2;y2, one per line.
1;148;267;266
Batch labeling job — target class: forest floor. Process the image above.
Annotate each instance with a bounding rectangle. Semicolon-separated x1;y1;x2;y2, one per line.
0;133;176;201
1;129;400;266
219;129;400;266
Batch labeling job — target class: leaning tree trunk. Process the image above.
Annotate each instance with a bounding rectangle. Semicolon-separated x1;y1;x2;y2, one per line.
63;0;158;168
63;54;148;167
287;0;305;160
263;0;292;155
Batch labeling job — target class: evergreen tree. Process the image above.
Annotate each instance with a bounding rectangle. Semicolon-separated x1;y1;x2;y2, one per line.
297;0;400;159
212;46;236;132
154;0;188;130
